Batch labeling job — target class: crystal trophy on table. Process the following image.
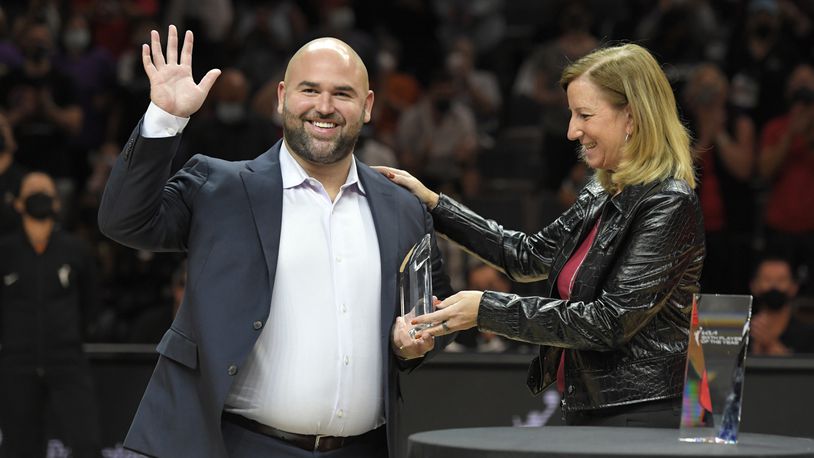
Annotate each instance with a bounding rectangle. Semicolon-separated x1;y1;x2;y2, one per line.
679;294;752;444
399;234;434;338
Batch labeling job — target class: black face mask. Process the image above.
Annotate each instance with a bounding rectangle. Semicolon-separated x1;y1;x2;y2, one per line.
754;289;789;313
24;193;56;220
434;98;452;114
751;23;775;40
24;44;50;64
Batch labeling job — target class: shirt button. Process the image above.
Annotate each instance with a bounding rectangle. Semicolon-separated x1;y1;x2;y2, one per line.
227;365;238;376
344;356;350;365
335;256;342;263
337;409;344;418
253;320;263;330
341;304;347;313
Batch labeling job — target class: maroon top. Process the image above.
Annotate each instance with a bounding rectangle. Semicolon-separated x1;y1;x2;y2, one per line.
555;218;601;393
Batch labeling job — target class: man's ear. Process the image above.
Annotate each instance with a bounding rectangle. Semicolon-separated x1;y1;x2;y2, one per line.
363;90;374;123
277;81;286;115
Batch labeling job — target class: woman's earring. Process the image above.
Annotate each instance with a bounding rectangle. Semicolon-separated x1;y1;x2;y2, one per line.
624;132;630;143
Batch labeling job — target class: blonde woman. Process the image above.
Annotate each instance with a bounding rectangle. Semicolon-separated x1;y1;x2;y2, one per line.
377;44;705;427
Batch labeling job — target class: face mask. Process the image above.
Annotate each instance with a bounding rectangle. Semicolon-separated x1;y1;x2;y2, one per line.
64;29;91;52
751;23;775;40
434;98;452;114
24;44;50;63
24;192;56;220
215;103;246;124
789;87;814;106
693;86;721;107
755;289;789;312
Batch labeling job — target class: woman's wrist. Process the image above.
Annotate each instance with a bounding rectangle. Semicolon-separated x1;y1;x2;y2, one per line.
425;191;440;210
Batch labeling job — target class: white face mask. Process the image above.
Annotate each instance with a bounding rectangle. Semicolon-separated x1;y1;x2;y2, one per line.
64;29;90;52
216;102;246;124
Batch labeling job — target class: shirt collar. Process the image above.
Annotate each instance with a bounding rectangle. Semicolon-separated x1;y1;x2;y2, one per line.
279;141;365;195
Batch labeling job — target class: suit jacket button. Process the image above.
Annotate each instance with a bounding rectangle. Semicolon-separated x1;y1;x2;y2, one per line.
253;320;263;330
227;365;238;376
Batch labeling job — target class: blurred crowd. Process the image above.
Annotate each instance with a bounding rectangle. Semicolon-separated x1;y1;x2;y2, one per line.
1;0;814;354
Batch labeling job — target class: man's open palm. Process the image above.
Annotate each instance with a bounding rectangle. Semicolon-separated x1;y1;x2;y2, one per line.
142;25;220;118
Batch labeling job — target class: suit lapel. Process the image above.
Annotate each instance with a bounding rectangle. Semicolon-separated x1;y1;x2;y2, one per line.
357;161;399;340
239;140;284;292
240;151;400;339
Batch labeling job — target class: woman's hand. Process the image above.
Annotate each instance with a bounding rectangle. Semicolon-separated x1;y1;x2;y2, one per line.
412;290;483;338
373;166;440;209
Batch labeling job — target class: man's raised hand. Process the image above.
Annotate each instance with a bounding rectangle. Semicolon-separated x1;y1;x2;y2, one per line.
142;25;220;118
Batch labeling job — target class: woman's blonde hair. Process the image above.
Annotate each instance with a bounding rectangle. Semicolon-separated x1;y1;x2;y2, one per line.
560;43;695;192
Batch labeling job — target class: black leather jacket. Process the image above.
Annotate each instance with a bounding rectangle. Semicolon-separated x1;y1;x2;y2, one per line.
431;178;705;412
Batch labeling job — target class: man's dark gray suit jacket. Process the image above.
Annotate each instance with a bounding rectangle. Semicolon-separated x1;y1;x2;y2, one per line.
98;124;451;458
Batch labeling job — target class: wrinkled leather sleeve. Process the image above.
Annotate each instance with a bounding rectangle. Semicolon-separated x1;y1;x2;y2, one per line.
431;194;572;282
434;189;703;351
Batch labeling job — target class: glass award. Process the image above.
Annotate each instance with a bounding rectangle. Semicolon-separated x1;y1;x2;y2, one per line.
679;294;752;444
399;234;434;338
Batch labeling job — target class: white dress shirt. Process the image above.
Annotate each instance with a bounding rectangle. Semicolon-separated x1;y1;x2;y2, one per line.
143;103;385;436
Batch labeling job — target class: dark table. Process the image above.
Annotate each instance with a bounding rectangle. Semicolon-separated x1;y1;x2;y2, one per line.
407;426;814;458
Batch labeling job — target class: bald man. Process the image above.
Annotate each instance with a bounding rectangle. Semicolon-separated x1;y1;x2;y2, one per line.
98;26;451;457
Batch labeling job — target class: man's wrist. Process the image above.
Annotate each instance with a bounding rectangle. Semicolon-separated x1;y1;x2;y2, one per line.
142;102;191;138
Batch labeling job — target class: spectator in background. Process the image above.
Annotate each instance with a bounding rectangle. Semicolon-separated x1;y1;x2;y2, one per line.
0;7;23;77
55;12;117;201
684;63;756;295
231;1;306;93
308;1;377;71
0;172;102;457
368;44;422;149
0;112;25;237
86;0;159;59
396;69;478;196
109;18;157;147
509;0;597;190
356;0;441;79
166;0;234;84
0;19;82;194
726;0;800;130
749;255;814;355
173;68;278;170
757;63;814;289
433;0;506;58
445;36;502;135
635;0;721;83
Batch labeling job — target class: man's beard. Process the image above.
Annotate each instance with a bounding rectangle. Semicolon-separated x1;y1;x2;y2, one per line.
282;106;362;165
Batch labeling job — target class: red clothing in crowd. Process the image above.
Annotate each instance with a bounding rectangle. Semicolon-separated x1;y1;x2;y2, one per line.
761;114;814;233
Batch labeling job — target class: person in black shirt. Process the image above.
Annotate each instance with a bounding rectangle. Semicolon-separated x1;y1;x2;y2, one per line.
749;255;814;355
0;172;101;457
0;19;82;182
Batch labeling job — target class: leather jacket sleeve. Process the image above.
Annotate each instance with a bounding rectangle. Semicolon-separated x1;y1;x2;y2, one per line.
432;187;703;351
430;193;574;283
